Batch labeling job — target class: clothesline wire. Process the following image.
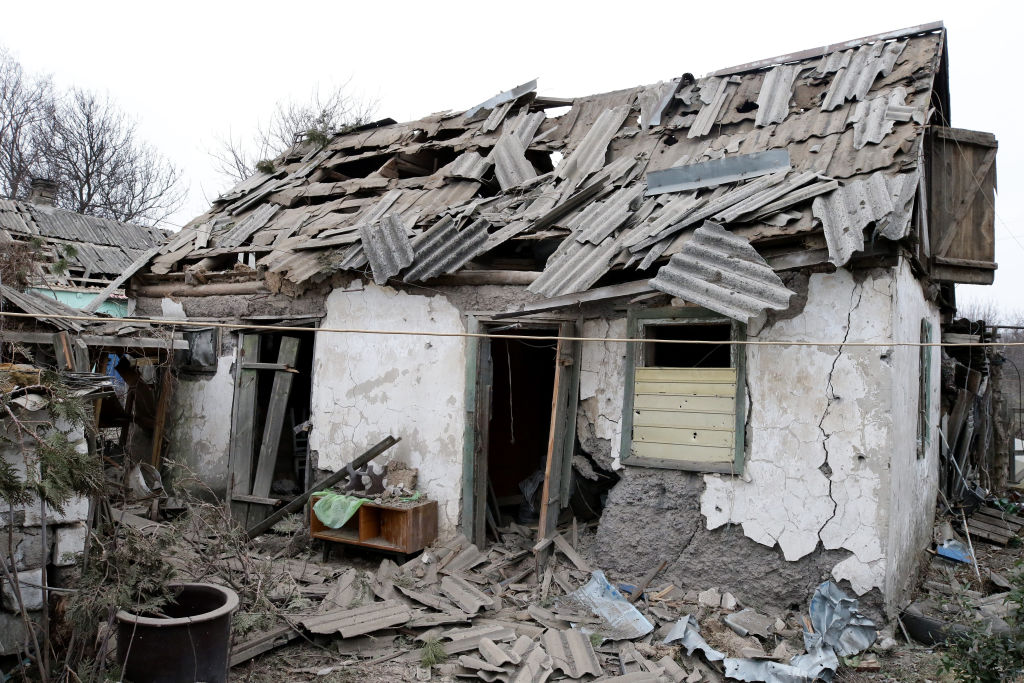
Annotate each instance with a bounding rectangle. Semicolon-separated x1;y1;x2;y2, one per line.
0;310;1020;348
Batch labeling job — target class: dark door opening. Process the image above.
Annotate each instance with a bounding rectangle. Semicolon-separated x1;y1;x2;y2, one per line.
486;328;558;525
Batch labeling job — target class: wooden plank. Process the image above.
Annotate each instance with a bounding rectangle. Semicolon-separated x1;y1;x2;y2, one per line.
634;381;736;396
493;280;655;319
551;533;591;572
633;410;735;430
559;319;583;506
245;436;399;540
150;365;173;467
229;334;260;521
232;494;281;506
241;362;299;373
634;426;735;448
934;127;998;147
250;337;301;512
630;441;735;462
633;393;736;413
230;624;301;667
472;336;492;546
538;321;574;543
965;517;1014;539
0;330;188;350
81;245;162;314
635;367;736;382
52;332;74;370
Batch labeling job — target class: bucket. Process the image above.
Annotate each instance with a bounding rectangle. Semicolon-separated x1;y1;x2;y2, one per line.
115;583;239;683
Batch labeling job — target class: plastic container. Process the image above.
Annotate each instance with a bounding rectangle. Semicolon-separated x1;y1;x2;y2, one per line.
116;582;239;683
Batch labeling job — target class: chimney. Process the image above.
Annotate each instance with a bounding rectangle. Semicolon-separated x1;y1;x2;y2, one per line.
28;178;58;206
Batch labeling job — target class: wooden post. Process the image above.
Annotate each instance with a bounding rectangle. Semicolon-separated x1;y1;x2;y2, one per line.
245;436;399;540
229;335;260;521
150;364;173;468
248;336;300;526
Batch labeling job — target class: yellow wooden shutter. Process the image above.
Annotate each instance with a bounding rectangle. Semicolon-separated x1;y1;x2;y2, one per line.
631;366;737;464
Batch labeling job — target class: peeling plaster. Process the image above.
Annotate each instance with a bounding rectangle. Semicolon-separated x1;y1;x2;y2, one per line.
167;354;235;496
700;266;919;599
576;317;627;470
309;284;467;534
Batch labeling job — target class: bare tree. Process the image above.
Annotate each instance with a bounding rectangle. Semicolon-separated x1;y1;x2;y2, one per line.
37;89;185;225
0;46;185;227
210;83;377;184
0;46;53;201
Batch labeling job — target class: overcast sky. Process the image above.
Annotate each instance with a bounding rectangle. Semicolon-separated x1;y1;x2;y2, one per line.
1;1;1019;311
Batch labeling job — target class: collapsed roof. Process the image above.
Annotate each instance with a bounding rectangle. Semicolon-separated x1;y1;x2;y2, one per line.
0;198;167;285
144;23;948;326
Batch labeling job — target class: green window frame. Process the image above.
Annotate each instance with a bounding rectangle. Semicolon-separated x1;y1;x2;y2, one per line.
619;306;747;473
917;318;933;459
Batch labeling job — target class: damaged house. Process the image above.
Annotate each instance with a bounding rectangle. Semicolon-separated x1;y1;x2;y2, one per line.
128;22;997;615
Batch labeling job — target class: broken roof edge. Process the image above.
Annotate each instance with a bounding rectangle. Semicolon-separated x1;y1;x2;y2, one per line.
707;21;945;77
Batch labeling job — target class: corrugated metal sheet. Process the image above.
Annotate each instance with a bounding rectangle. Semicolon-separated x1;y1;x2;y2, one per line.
464;79;538;120
570;184;644;244
821;40;906;111
754;64;798;127
446;150;493;181
490;133;537;190
875;171;919;240
634;171;789;252
358;215;415;285
539;629;602;678
439;575;494;614
0;284;83;332
713;170;817;223
646;149;791;195
689;76;740;139
299;600;411;637
403;217;490;282
218;204;280;248
528;233;623;297
556;104;631;189
848;87;909;149
811;171;894;266
649;221;795;325
27;205;164;249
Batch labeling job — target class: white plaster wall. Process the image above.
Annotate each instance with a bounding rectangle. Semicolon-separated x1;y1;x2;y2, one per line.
577;317;628;469
310;284;467;534
884;260;940;606
702;267;901;596
166;354;235;495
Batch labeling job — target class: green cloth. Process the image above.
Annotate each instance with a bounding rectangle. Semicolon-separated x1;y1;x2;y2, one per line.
313;492;368;529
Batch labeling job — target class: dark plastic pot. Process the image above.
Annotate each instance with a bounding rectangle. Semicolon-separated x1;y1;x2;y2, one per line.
116;583;239;683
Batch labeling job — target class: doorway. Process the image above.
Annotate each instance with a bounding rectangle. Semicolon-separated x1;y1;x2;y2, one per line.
486;329;558;525
467;319;581;545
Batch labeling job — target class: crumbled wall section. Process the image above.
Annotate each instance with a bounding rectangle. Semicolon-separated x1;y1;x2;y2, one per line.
577;317;627;471
167;352;236;497
593;469;852;613
310;284;467;533
701;267;907;598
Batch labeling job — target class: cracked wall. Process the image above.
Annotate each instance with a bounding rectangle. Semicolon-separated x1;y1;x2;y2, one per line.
309;284;467;533
577;317;628;471
167;352;236;497
699;262;936;607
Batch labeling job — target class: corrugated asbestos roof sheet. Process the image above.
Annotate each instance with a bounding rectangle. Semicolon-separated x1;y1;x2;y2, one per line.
649;222;795;329
134;26;948;303
300;599;411;638
539;629;603;678
0;284;84;332
0;199;166;280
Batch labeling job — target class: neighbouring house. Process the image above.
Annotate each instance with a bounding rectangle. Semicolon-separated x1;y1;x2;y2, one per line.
127;22;997;615
0;178;167;316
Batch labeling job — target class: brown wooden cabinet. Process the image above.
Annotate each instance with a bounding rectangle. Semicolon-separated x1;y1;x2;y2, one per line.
310;496;438;554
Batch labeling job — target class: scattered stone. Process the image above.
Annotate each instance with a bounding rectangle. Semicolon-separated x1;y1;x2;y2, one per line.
724;608;774;638
1;567;44;611
721;592;738;610
698;588;721;607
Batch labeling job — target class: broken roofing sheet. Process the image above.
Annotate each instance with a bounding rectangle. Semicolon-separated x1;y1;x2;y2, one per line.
138;26;944;308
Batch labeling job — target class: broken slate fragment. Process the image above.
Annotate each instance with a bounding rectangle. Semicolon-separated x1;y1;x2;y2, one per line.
724;608;775;638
